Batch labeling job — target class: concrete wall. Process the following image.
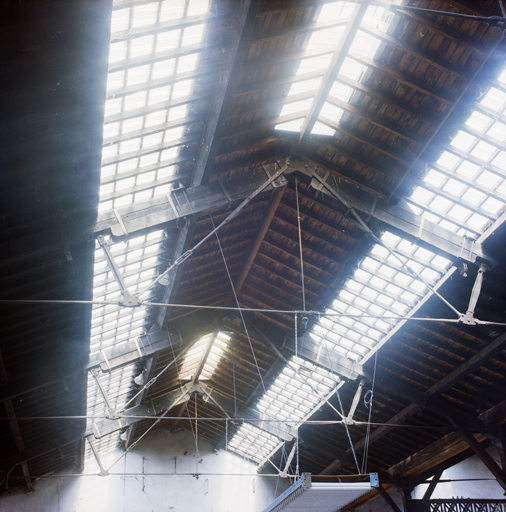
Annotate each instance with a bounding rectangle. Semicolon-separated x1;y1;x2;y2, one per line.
0;429;289;512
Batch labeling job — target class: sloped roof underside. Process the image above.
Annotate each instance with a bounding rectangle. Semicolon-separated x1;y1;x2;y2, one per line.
1;0;506;499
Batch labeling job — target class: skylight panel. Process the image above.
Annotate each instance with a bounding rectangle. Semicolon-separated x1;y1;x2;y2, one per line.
275;0;399;136
310;228;452;364
437;151;460;171
470;140;497;162
179;331;230;381
450;131;476;152
339;58;367;82
87;0;212;461
480;87;506;111
350;30;381;59
311;64;505;367
256;356;338;428
312;121;337;136
493;151;506;169
320;102;344;124
228;424;281;464
465;111;491;133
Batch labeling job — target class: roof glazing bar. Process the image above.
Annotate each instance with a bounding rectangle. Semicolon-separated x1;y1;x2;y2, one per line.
298;3;368;144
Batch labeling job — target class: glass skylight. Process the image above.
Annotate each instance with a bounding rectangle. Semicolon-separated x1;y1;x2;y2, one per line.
87;0;212;460
228;424;281;464
309;62;506;367
275;2;399;136
228;356;338;464
309;233;451;362
257;356;337;423
179;331;230;381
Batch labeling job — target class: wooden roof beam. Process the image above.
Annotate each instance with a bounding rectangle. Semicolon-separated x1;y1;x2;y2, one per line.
360;25;465;79
298;4;368;145
451;420;506;492
325;95;421;146
0;352;32;492
92;159;289;239
250;18;347;44
349;53;453;107
394;8;487;57
304;155;388;198
335;74;434;126
320;330;506;475
190;0;261;187
234;187;286;295
315;135;404;182
297;160;492;264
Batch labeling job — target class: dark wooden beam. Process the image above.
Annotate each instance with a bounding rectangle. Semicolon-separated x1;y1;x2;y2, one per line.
454;423;506;492
312;137;401;186
422;469;443;500
303;155;388;198
0;352;32;491
374;372;488;431
360;24;465;79
234;187;286;294
394;8;487;57
321;330;506;474
190;0;261;187
348;53;453;107
250;17;347;44
325;95;420;145
378;484;403;512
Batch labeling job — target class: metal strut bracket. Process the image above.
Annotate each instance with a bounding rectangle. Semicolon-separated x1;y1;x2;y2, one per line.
460;263;488;326
97;235;140;307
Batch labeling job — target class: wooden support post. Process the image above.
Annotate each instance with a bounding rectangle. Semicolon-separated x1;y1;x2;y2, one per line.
422;469;443;500
453;421;506;493
378;484;403;512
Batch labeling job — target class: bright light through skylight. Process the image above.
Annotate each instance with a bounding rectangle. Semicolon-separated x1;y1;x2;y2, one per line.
228;424;281;464
228;356;339;464
275;1;399;136
86;0;211;461
310;62;506;367
179;331;230;381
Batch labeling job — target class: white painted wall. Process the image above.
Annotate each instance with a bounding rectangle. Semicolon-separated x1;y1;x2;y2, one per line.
354;447;505;512
413;447;505;500
0;429;289;512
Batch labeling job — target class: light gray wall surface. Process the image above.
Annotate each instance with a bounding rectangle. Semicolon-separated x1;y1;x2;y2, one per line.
0;429;289;512
413;447;505;500
354;446;505;512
